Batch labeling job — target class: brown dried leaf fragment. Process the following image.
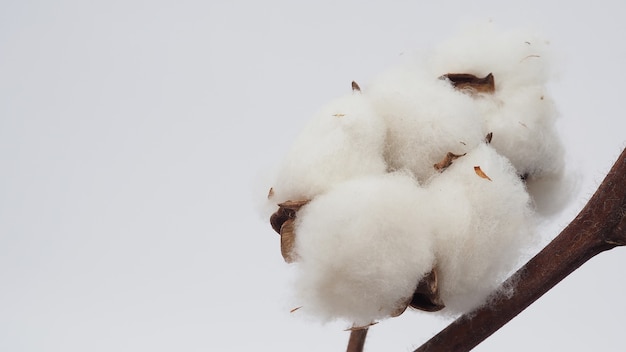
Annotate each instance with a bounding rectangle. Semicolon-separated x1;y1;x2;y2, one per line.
409;267;445;312
269;199;310;262
474;166;492;181
434;152;466;171
279;199;310;211
333;113;345;117
269;207;289;234
290;306;302;313
351;81;361;92
267;187;274;199
280;219;298;263
442;73;495;94
485;132;493;144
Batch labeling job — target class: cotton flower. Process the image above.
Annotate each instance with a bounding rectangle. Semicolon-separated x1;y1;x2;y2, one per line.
269;89;387;205
292;173;436;326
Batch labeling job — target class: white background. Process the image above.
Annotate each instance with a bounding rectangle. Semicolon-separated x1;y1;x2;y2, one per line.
1;1;625;351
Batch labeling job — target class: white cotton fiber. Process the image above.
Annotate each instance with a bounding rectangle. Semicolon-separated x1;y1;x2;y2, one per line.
428;24;564;177
366;64;484;182
481;85;564;178
270;91;387;204
426;23;566;211
427;22;552;90
292;173;435;326
426;143;534;314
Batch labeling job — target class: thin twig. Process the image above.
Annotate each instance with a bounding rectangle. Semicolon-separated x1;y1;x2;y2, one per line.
347;328;368;352
415;147;626;352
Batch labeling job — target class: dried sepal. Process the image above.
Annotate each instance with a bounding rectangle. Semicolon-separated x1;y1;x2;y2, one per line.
474;166;492;181
280;218;298;263
434;152;466;171
409;267;445;312
351;80;361;92
442;73;495;95
269;199;310;262
485;132;493;144
269;207;290;234
270;200;310;234
279;199;310;211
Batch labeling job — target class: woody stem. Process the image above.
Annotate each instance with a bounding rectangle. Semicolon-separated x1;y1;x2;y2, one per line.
346;328;368;352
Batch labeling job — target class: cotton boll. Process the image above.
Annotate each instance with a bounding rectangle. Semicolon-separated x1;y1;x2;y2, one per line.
292;173;436;326
365;64;484;182
269;91;387;204
426;143;534;314
427;23;566;210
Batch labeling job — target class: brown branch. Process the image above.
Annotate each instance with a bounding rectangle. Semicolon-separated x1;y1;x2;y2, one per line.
347;328;368;352
415;147;626;352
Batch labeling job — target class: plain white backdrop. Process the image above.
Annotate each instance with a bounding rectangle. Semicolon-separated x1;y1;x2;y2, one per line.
1;1;625;351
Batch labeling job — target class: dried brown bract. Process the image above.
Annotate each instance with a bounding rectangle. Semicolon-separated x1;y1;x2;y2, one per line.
290;306;303;313
474;166;492;181
485;132;493;144
442;73;495;94
409;267;445;312
269;199;310;262
352;81;361;92
434;152;466;171
280;219;298;262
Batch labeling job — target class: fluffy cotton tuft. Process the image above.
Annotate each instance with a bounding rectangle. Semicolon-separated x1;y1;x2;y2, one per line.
366;64;484;182
426;144;533;314
427;22;552;89
426;22;566;209
270;92;387;204
293;173;435;326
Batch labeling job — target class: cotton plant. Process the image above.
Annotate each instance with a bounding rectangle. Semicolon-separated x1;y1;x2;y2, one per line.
264;23;566;329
